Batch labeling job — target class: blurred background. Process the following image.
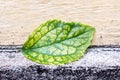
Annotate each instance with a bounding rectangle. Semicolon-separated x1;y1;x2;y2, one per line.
0;0;120;45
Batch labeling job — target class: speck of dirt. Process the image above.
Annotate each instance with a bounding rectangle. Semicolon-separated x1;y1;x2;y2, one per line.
100;36;102;39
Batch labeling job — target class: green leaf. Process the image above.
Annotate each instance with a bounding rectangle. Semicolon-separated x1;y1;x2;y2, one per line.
22;19;95;65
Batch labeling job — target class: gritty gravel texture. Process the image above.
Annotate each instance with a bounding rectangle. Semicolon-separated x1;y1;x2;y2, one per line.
0;45;120;80
0;65;120;80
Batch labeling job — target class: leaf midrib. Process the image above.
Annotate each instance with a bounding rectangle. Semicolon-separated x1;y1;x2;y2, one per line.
29;29;93;50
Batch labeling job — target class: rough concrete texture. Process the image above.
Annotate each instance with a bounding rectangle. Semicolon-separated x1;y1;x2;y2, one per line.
0;0;120;45
0;45;120;80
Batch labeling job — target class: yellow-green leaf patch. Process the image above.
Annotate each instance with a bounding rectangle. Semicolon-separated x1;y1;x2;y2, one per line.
22;19;95;65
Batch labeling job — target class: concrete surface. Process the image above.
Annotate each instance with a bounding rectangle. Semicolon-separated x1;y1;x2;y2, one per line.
0;45;120;80
0;0;120;45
